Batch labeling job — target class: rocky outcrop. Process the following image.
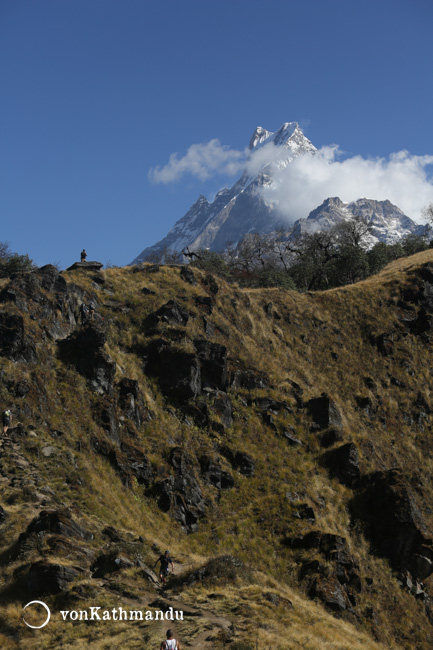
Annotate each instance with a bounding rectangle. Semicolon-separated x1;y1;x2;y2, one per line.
58;324;116;394
321;443;361;487
220;446;255;477
350;469;433;580
28;562;85;596
143;337;229;403
91;552;134;578
149;448;205;533
194;339;228;391
0;265;83;340
0;313;37;363
67;261;103;272
307;394;342;430
22;509;93;542
144;300;189;330
288;531;361;614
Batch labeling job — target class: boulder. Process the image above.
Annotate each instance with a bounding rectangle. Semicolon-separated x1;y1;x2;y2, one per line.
144;300;189;330
194;339;228;391
321;443;361;487
91;552;134;578
0;313;37;363
108;443;153;487
308;575;347;613
350;469;433;580
28;561;85;596
200;456;234;491
320;428;344;448
220;447;255;477
57;324;115;394
66;261;103;272
231;369;269;390
23;509;93;541
117;378;146;427
180;266;197;285
195;295;214;314
211;391;233;429
150;448;205;533
306;394;342;430
159;349;201;401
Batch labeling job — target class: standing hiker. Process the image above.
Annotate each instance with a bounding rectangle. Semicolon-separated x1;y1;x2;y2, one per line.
80;249;87;262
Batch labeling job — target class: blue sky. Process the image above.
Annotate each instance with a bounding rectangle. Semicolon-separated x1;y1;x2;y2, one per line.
1;0;432;268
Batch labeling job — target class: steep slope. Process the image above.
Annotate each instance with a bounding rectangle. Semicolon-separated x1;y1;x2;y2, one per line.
1;255;433;648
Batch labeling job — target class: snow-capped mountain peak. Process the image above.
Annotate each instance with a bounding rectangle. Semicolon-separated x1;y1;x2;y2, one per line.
131;124;422;264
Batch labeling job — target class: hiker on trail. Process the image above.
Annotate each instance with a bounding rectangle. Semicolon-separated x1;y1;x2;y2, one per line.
80;249;87;262
88;302;95;321
160;629;180;650
153;550;174;586
2;409;12;434
79;303;89;324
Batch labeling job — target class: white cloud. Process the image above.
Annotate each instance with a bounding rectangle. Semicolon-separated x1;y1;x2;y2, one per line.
149;139;248;183
257;145;433;223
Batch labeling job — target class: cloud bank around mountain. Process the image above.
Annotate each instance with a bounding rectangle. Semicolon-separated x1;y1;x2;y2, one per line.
150;137;433;222
149;140;247;183
255;144;433;224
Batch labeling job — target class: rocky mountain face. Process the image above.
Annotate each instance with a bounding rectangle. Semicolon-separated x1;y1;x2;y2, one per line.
2;255;433;647
133;123;423;263
290;196;426;245
132;122;317;263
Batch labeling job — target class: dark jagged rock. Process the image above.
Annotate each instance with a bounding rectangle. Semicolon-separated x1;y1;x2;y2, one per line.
194;295;213;314
350;469;433;580
194;339;228;391
57;324;116;395
220;446;255;477
376;332;394;356
307;394;343;430
308;575;348;612
0;313;37;363
231;369;269;390
91;552;134;578
210;391;233;429
203;274;219;295
283;430;303;446
94;398;120;444
294;504;316;522
320;428;344;448
66;261;103;272
200;456;234;491
180;266;197;285
150;448;205;533
144;300;189;330
159;349;201;401
108;443;153;487
28;562;85;596
141;286;156;295
117;378;147;427
23;509;93;541
321;443;361;487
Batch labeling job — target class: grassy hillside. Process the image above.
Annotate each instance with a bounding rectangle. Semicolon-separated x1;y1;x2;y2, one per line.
1;252;433;648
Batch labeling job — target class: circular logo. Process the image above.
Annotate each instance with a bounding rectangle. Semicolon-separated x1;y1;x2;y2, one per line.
23;601;51;629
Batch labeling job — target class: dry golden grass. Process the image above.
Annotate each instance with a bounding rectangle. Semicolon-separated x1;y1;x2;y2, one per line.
2;253;433;648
